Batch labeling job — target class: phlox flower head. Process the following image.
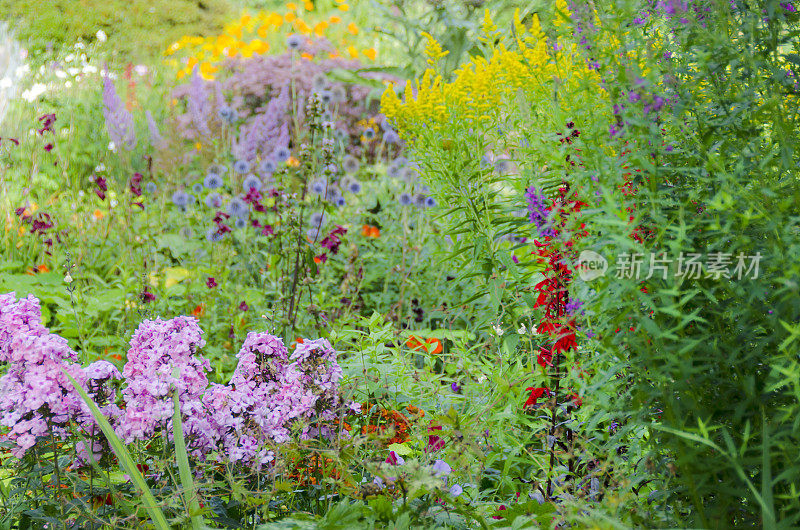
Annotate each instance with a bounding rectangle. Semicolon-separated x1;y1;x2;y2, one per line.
116;316;210;444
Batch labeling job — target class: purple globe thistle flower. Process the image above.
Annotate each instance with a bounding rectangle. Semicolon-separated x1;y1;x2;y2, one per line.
399;192;412;206
310;179;327;195
342;155;359;173
243;175;262;192
274;147;290;163
192;183;204;194
362;128;376;141
331;85;346;104
233;160;251;174
208;163;226;175
449;484;463;496
234;218;247;229
217;106;236;122
286;34;303;50
334;196;346;207
145;182;157;194
347;180;362;194
383;129;400;144
401;166;417;181
206;227;224;242
171;191;190;207
227;197;249;218
413;193;427;208
259;159;277;175
319;90;333;105
387;163;402;179
312;72;327;90
425;196;436;208
204;173;224;189
309;211;325;227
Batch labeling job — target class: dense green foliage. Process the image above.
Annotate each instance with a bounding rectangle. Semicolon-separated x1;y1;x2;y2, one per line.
0;0;235;61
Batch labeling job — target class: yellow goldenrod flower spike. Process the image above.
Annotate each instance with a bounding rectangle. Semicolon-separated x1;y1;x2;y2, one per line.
420;32;449;66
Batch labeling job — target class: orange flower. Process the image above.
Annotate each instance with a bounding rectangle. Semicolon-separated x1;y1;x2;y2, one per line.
406;404;425;418
426;337;443;354
405;336;443;354
93;209;104;220
192;303;206;318
361;224;380;237
111;353;123;361
37;264;50;273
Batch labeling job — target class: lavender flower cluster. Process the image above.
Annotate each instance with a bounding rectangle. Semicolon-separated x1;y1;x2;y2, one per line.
0;293;348;470
102;71;136;151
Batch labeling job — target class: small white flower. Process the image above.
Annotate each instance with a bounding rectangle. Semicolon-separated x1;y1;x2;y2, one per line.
74;42;85;50
108;141;116;151
110;199;118;208
64;53;75;63
95;30;107;42
54;70;67;79
492;324;504;336
64;273;73;284
95;163;106;172
517;323;527;334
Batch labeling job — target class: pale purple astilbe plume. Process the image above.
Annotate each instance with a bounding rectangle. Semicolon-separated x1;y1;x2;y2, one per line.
115;316;211;445
188;66;212;138
101;71;136;150
145;110;166;149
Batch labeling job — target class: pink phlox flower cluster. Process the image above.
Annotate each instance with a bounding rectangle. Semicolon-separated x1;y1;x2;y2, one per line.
116;316;210;444
0;293;87;457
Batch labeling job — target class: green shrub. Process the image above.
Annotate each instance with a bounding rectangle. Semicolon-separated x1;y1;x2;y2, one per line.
0;0;236;61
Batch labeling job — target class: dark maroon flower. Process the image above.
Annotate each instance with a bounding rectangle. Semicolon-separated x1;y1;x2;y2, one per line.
140;288;156;303
130;172;143;197
0;138;20;146
206;277;217;289
14;207;26;217
37;113;57;136
426;425;445;453
96;175;108;192
44;143;54;152
238;301;249;312
260;225;274;236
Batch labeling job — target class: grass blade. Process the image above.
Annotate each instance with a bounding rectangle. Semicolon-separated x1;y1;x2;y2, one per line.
64;369;170;530
173;391;204;529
